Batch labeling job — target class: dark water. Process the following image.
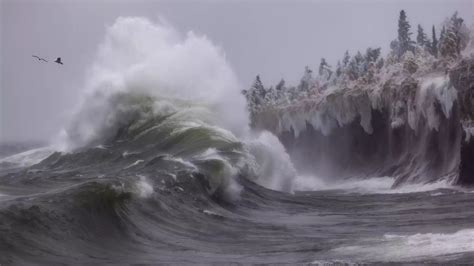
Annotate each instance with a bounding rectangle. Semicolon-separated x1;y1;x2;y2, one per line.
1;149;474;264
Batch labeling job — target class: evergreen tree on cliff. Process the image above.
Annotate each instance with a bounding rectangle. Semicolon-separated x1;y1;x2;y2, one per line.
354;51;366;75
431;25;438;57
416;24;427;46
347;57;360;80
376;57;384;69
342;51;350;67
275;79;286;91
252;75;266;100
243;75;267;125
264;86;277;105
365;47;381;63
363;47;380;74
242;75;266;111
354;51;364;64
319;58;332;79
440;12;468;59
299;66;314;92
336;61;342;77
439;26;446;47
397;10;415;57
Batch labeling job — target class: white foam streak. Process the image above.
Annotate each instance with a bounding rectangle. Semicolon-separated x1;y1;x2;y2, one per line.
333;228;474;262
0;147;54;168
294;175;451;194
124;160;144;169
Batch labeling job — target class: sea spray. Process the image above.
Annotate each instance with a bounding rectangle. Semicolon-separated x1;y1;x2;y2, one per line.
52;17;297;198
245;131;297;193
59;17;247;151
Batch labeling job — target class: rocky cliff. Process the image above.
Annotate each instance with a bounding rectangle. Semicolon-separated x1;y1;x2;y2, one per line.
252;58;474;187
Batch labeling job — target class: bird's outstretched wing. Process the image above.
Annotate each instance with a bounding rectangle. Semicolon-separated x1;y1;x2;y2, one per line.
32;55;48;62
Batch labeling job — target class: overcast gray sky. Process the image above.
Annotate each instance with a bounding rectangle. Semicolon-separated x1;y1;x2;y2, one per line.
1;0;473;142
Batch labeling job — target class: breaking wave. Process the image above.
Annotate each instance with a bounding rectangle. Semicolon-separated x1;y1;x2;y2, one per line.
44;17;296;199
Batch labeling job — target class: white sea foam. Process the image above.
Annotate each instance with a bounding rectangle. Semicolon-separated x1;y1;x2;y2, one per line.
332;228;474;262
134;175;154;198
0;147;54;168
294;175;452;194
122;151;140;157
124;159;144;169
166;157;198;171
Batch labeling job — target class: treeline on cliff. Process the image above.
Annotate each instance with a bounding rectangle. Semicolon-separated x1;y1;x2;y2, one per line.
242;10;472;126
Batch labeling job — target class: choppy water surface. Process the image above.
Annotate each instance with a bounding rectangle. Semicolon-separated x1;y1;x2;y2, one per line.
1;144;474;264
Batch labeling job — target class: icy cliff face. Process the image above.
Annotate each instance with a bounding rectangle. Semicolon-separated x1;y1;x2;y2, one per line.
253;57;474;187
257;74;456;137
451;59;474;185
245;17;473;187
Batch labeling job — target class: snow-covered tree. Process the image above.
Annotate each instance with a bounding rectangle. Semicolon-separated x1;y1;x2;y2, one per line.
275;79;286;91
440;12;469;59
354;51;364;64
336;60;342;77
342;50;350;67
274;79;289;104
347;57;360;80
253;75;266;100
397;10;415;57
376;57;384;70
319;58;332;80
364;62;376;83
402;51;418;74
439;26;446;48
365;47;381;63
417;24;427;46
390;39;399;51
286;86;300;102
241;10;472;127
243;75;267;112
431;25;439;57
355;51;367;75
264;86;277;105
299;66;314;93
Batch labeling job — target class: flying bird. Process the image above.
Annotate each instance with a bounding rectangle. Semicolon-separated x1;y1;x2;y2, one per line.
54;57;63;65
32;55;48;62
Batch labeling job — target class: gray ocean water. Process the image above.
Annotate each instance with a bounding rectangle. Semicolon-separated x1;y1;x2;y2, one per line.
1;124;474;264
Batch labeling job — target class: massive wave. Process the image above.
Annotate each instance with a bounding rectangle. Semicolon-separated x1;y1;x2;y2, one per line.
35;17;294;197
